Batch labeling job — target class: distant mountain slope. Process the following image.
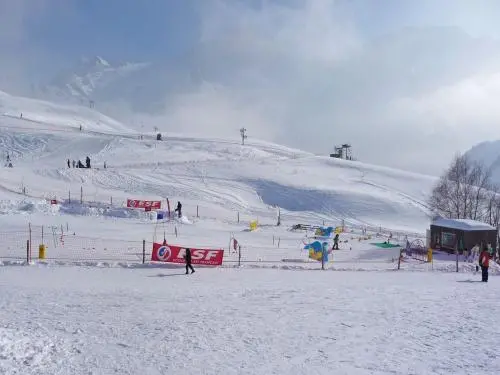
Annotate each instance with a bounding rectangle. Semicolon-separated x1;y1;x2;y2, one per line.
465;140;500;184
0;90;132;134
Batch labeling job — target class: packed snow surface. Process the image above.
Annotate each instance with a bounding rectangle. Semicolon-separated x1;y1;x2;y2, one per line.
1;266;499;375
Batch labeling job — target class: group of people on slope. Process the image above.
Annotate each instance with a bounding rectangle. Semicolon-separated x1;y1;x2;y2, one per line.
67;156;92;169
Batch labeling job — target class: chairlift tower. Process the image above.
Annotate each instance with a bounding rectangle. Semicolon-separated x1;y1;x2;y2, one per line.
341;144;352;160
330;143;353;160
240;127;248;145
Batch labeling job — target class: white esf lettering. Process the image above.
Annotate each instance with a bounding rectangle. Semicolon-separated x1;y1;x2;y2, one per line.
204;250;219;260
175;249;218;260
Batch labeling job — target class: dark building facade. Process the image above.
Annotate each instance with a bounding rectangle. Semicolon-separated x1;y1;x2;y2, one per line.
430;218;497;254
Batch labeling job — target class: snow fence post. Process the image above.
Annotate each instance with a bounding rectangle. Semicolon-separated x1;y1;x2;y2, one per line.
238;245;241;267
455;241;459;273
80;186;83;204
68;190;71;204
26;240;29;263
237;212;239;223
142;240;146;264
197;205;199;218
397;249;402;270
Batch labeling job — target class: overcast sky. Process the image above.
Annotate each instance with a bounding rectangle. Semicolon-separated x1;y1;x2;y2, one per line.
2;0;500;175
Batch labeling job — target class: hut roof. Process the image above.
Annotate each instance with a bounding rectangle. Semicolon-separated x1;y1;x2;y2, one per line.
431;218;496;231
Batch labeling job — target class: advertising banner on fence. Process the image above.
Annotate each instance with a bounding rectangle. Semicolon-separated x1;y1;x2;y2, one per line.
151;242;224;265
127;199;161;209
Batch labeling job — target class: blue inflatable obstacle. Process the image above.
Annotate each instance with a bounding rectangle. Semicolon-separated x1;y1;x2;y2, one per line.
304;241;329;262
314;226;334;238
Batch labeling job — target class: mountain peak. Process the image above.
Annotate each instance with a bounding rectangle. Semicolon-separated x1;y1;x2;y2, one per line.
80;56;111;68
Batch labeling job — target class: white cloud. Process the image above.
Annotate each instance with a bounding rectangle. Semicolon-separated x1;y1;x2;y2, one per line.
389;72;500;147
4;0;500;175
150;0;500;175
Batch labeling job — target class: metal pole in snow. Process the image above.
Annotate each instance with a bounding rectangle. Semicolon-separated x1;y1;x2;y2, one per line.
28;223;32;261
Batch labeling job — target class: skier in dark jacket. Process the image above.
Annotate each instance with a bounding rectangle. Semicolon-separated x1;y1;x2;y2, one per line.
67;159;70;168
479;247;490;282
174;201;182;218
184;248;195;274
86;156;91;169
333;233;339;250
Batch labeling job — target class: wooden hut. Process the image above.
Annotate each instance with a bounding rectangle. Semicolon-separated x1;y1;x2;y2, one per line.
430;217;497;253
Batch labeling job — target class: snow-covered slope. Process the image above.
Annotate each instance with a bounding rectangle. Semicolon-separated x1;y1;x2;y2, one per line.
2;92;498;375
0;91;435;234
0;90;132;134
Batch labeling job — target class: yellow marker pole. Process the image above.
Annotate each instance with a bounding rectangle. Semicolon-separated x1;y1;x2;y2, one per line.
39;244;46;260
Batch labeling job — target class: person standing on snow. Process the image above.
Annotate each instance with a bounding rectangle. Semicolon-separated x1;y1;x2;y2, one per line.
184;248;195;274
332;233;339;250
67;159;71;168
174;201;182;218
479;246;490;282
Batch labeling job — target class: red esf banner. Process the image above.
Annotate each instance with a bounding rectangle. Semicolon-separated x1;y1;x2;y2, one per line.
127;199;161;209
151;242;224;266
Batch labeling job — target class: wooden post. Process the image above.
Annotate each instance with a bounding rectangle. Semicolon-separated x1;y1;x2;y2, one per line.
142;240;146;264
238;245;241;267
80;186;83;204
68;190;71;204
273;235;275;245
237;212;240;223
455;241;459;273
111;196;113;205
41;225;44;244
26;240;30;263
398;249;402;270
278;237;280;248
175;226;178;237
196;205;199;218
